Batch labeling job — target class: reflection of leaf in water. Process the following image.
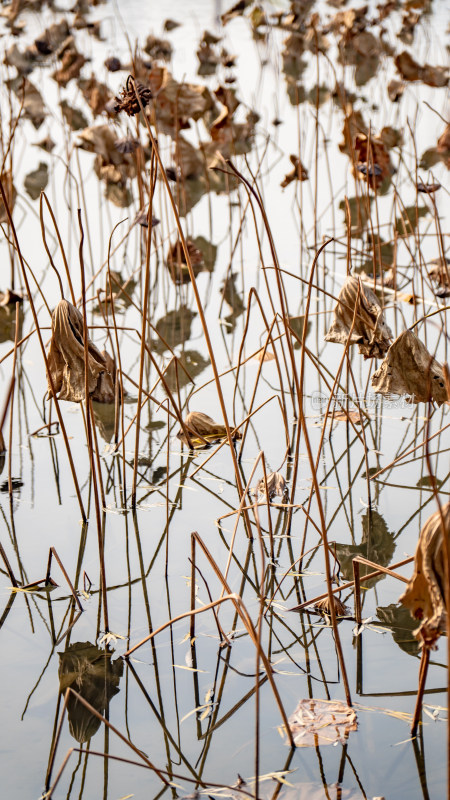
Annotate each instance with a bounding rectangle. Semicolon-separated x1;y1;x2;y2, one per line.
58;641;123;743
334;510;396;588
104;181;132;208
192;236;217;273
0;304;23;344
339;196;373;238
395;205;428;237
164;350;209;392
416;475;443;489
8;77;46;129
60;99;88;131
92;400;116;442
24;162;48;200
289;315;311;349
154;306;196;354
221;272;245;318
376;604;420;657
0;171;16;223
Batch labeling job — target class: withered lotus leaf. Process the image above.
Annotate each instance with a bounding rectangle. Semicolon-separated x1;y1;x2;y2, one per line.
177;411;241;448
286;698;357;747
254;471;287;501
325;276;393;358
314;595;349;617
399;503;450;649
47;300;115;403
371;329;448;405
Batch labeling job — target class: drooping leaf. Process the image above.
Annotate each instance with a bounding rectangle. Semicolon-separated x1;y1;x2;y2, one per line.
399;503;450;648
371;330;448;405
47;299;115;403
177;411;241;449
325;276;393;358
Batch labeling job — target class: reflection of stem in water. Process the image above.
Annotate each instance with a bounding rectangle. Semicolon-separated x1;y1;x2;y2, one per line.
412;726;431;800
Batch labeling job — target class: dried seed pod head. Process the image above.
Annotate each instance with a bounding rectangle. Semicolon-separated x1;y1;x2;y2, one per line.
371;329;448;406
114;76;152;116
399;503;450;649
325;276;393;358
254;471;288;501
314;595;349;617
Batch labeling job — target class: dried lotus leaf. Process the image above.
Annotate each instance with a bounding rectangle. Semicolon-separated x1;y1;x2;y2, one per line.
177;411;241;448
325;276;393;358
47;300;115;403
371;329;448;405
314;595;349;617
254;471;287;501
286;698;357;747
399;503;450;648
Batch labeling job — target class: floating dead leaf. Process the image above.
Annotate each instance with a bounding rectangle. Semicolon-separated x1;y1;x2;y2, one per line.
399;503;450;649
325;276;393;358
417;181;440;193
177;411;241;448
254;471;287;501
60;100;88;131
395;51;448;87
314;595;349;617
281;155;308;188
47;299;115;403
52;36;86;87
330;409;362;425
371;329;448;405
24;162;48;200
286;698;357;747
253;347;276;363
